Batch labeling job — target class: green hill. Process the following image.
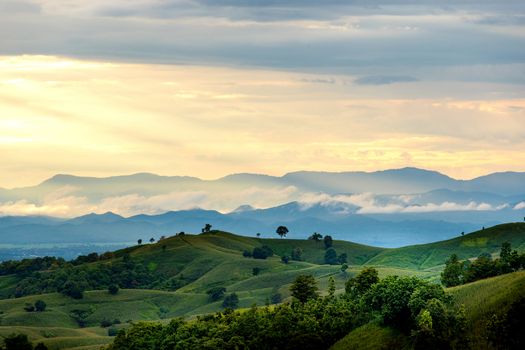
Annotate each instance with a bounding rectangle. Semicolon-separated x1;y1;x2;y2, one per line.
1;224;525;349
332;270;525;350
366;223;525;270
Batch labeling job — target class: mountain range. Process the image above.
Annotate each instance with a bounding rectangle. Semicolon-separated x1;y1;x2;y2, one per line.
0;167;524;251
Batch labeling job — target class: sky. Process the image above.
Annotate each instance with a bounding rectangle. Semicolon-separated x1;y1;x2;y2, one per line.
1;0;525;189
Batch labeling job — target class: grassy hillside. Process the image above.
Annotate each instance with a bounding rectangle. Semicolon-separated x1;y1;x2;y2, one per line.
366;223;525;270
1;224;524;349
331;270;525;350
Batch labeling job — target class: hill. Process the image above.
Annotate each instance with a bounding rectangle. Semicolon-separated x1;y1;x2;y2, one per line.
1;224;524;349
332;270;525;350
366;223;525;270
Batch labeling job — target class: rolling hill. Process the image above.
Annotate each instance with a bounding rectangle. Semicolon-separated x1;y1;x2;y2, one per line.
0;223;524;349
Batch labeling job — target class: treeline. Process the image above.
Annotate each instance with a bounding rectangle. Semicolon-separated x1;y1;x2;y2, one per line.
12;253;165;298
106;268;468;350
0;251;116;276
441;242;525;287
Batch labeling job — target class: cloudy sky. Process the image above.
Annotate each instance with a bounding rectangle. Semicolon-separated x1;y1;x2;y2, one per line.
1;0;524;188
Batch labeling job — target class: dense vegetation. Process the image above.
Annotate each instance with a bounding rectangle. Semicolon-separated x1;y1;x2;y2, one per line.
105;268;468;350
441;242;525;287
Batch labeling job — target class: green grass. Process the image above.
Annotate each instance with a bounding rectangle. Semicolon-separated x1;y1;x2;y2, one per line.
330;322;411;350
367;223;525;270
447;269;525;349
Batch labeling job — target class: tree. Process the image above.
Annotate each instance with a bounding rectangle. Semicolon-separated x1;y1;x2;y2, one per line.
256;233;261;238
500;242;512;262
345;267;379;297
35;343;48;350
341;263;349;273
270;292;282;304
276;226;289;238
337;253;347;264
222;293;239;309
281;255;290;264
207;287;226;301
291;247;302;261
242;250;252;258
4;333;33;350
252;267;261;276
290;274;318;303
327;277;336;298
308;232;323;241
108;284;119;295
34;299;46;312
441;254;465;287
149;237;155;243
323;235;333;249
137;239;142;245
252;245;273;259
202;224;212;233
324;248;338;265
62;281;84;299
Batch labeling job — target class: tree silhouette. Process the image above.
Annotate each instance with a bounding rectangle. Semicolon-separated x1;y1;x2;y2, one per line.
149;237;155;243
202;224;212;233
137;239;142;245
308;232;323;241
276;226;289;238
323;235;333;249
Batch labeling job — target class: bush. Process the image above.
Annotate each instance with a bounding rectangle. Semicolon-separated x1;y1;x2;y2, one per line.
108;284;119;295
207;287;226;302
222;293;239;309
252;267;261;276
4;334;33;350
101;319;113;328
108;326;119;337
252;246;274;260
34;299;47;312
324;248;338;265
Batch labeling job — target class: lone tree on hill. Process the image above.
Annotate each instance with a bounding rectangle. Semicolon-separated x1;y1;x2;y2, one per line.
276;226;289;238
290;274;318;303
222;293;239;309
137;239;142;245
202;224;212;233
149;237;155;243
34;299;46;312
308;232;323;241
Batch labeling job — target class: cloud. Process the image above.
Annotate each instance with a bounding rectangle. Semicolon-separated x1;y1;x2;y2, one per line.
354;75;418;85
514;202;525;210
297;192;511;214
0;185;300;217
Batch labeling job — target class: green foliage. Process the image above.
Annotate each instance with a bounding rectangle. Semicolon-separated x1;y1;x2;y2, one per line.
222;293;239;309
487;296;525;350
252;267;261;276
309;232;323;241
252;245;274;259
276;226;289;238
107;297;356;350
3;333;33;350
108;284;119;295
345;267;379;298
34;343;48;350
442;242;524;287
338;253;348;264
290;274;318;303
324;248;338;265
206;287;226;302
323;235;333;249
34;300;46;312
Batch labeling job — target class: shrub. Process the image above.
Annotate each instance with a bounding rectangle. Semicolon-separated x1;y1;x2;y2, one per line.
108;284;119;295
34;299;47;312
222;293;239;309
